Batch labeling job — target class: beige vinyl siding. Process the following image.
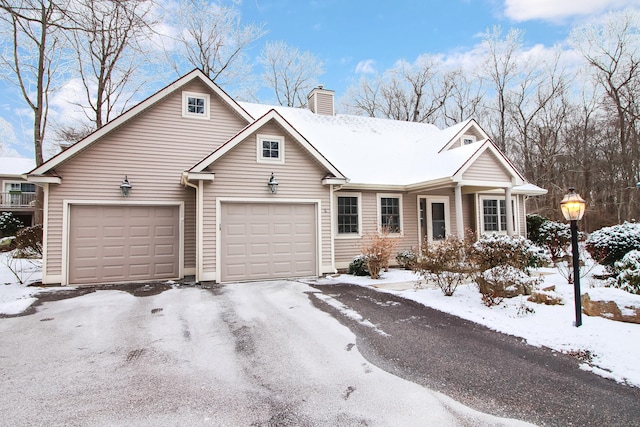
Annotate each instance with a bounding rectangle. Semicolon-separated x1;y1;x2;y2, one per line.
45;80;248;280
201;120;333;278
462;151;512;182
448;127;484;149
463;193;476;232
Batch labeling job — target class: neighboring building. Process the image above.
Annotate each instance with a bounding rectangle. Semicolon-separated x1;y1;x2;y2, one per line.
0;157;37;227
27;70;546;286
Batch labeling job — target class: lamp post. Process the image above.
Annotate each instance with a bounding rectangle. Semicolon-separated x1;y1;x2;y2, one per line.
560;187;586;327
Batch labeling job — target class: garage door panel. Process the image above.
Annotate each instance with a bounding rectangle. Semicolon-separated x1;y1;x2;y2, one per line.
221;203;316;282
69;205;179;285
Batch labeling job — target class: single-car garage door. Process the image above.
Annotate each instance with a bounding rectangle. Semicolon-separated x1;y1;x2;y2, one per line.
221;203;317;282
69;205;180;285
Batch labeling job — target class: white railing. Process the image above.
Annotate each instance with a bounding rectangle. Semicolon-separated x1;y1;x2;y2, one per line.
0;192;36;207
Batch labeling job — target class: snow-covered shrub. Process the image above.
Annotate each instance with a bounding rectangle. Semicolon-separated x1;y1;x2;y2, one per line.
14;224;43;257
538;220;572;261
471;234;549;274
0;212;24;238
478;265;543;306
348;255;369;276
414;235;473;296
396;249;417;269
611;250;640;295
526;214;548;246
360;228;397;279
586;222;640;270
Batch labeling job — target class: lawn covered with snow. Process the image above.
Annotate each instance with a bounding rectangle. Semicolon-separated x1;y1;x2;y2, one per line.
1;250;639;389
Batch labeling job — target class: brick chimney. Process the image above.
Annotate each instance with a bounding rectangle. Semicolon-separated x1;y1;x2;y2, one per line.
307;85;335;116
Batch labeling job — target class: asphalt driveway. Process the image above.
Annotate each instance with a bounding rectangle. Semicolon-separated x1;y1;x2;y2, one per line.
0;281;530;426
307;283;640;427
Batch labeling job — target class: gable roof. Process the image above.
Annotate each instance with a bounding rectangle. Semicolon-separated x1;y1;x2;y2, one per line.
438;119;490;152
190;109;346;181
29;69;254;176
239;103;522;187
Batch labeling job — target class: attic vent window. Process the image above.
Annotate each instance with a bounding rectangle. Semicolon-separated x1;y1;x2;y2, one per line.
257;134;285;164
463;136;476;145
182;91;210;119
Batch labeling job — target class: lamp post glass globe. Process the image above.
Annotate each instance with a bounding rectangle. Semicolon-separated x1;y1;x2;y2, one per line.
560;187;586;221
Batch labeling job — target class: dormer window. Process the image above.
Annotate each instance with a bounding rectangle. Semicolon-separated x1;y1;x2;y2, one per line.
257;134;285;164
463;135;476;145
182;91;210;119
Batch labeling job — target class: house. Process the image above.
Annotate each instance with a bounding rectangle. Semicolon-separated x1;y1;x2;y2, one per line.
0;156;37;226
27;69;546;286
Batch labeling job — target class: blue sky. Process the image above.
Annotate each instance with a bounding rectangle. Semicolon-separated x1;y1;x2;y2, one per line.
237;0;634;95
1;0;638;159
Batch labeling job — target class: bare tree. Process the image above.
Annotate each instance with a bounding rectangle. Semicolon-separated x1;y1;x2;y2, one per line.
259;40;324;108
167;0;265;88
66;0;155;130
441;68;484;126
344;54;452;124
0;0;70;166
481;26;524;153
571;9;640;222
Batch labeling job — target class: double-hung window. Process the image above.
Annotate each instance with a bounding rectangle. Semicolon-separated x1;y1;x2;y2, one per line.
482;198;515;233
336;195;360;235
378;194;402;234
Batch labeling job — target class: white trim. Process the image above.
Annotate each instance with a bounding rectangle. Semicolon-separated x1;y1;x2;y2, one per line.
462;135;476;145
453;141;525;184
439;119;490;152
30;69;254;176
26;175;61;184
329;185;336;272
182;91;210;120
376;193;404;236
334;191;362;239
62;200;185;286
256;134;285;164
478;195;518;235
190;109;345;180
417;196;451;248
216;197;322;282
41;184;51;284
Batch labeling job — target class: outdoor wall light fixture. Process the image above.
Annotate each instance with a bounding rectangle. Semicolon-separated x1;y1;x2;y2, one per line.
120;176;132;196
267;173;278;194
560;187;586;327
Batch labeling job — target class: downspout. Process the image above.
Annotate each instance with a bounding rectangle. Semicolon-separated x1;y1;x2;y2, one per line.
182;173;202;283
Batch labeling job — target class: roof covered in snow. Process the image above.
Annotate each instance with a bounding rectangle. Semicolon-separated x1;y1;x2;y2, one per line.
0;157;35;177
240;102;485;186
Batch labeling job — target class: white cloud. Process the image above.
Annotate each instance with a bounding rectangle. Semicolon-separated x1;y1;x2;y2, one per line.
504;0;639;22
355;59;376;74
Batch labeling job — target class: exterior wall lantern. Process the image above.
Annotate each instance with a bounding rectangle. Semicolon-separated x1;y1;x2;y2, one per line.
560;187;586;327
120;176;132;196
267;173;278;194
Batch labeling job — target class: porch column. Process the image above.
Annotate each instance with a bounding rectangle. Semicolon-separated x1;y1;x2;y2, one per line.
505;186;514;236
455;184;464;238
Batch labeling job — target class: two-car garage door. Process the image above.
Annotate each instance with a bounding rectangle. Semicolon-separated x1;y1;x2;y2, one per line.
68;205;180;285
220;203;317;282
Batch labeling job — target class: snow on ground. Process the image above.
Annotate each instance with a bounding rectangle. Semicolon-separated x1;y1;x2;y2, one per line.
318;267;640;388
0;252;43;315
1;250;638;389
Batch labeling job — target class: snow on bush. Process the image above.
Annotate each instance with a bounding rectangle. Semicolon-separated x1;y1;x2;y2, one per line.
611;250;640;295
395;249;417;269
471;234;550;273
414;235;473;296
586;222;640;270
348;254;369;276
538;220;572;261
